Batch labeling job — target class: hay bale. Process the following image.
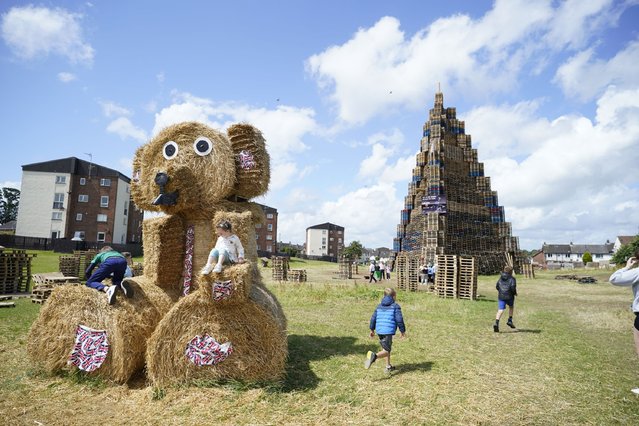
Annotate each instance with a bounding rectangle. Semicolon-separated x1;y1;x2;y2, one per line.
250;280;287;331
227;123;270;199
145;288;287;386
27;278;172;383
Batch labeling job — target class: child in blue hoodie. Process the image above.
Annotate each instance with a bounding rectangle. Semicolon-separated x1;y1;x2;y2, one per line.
365;287;406;373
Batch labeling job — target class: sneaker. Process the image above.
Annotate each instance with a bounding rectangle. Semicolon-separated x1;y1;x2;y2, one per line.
632;388;639;395
212;264;223;273
507;320;516;329
493;323;499;333
201;264;213;275
364;351;377;369
120;280;134;298
385;365;396;372
105;286;117;305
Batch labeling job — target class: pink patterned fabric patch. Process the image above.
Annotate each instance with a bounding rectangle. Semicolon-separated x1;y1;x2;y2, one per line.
212;280;234;301
185;334;233;366
68;325;109;372
238;150;256;170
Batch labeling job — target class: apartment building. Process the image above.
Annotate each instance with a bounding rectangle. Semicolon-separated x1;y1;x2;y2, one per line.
255;203;277;254
15;157;143;244
305;222;344;258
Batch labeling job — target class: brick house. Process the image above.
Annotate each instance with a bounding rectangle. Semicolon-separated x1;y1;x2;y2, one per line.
15;157;143;244
254;203;277;255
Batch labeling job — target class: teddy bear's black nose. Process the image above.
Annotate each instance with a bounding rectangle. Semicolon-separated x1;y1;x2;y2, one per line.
155;172;169;186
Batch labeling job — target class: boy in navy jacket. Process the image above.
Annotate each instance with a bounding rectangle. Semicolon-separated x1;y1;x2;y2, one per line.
365;288;406;373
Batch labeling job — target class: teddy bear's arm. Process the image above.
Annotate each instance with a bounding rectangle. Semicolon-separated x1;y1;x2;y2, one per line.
142;214;185;286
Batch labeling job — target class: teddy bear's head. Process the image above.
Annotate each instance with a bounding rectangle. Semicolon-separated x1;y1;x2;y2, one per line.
131;121;269;216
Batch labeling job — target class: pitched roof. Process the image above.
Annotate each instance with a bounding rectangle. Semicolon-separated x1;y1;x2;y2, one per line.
22;157;131;182
617;236;636;246
542;243;614;255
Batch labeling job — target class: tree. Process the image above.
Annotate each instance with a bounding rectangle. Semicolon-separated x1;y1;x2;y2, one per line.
342;240;364;261
582;251;593;264
0;187;20;224
612;236;639;265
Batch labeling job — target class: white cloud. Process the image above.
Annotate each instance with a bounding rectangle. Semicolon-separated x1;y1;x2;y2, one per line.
277;182;402;248
100;101;131;118
57;72;76;82
153;92;318;189
106;117;147;142
555;39;639;101
0;181;21;190
305;0;634;125
465;86;639;248
118;157;133;177
1;5;94;65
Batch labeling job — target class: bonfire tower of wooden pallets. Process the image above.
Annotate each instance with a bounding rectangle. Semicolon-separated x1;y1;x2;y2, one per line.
394;91;521;294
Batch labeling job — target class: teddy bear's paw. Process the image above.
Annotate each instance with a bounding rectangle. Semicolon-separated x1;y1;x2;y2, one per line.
198;262;252;303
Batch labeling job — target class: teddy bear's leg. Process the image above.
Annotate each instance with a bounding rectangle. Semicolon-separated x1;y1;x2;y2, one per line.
145;294;287;386
27;278;172;383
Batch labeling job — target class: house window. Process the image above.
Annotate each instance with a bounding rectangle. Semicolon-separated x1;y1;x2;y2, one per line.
266;213;273;219
330;237;334;241
51;212;63;220
78;194;89;202
97;214;108;222
55;175;66;184
255;223;262;229
338;230;342;234
255;235;259;240
100;196;109;207
80;177;86;185
123;217;127;226
267;245;272;252
100;178;111;187
338;238;342;243
53;193;64;209
124;201;129;216
51;231;60;239
266;235;273;240
76;213;83;221
267;224;273;231
97;232;106;242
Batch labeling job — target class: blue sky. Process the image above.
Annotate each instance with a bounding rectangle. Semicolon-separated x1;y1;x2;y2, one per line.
1;0;638;250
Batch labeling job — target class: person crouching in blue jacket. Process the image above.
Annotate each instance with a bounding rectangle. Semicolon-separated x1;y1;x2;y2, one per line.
365;287;406;373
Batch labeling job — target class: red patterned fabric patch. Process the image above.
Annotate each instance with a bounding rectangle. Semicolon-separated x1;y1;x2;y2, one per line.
238;150;256;170
185;334;233;366
68;325;109;372
212;280;234;301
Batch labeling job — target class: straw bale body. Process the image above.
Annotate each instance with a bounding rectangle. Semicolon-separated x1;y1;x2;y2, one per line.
27;279;172;383
130;121;287;384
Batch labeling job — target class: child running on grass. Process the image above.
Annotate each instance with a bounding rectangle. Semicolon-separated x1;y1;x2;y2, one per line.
365;287;406;373
494;265;517;332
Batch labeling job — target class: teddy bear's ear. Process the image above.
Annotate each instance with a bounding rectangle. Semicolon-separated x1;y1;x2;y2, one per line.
227;123;270;199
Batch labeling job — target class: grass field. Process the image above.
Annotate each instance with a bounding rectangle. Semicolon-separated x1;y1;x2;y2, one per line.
1;253;638;425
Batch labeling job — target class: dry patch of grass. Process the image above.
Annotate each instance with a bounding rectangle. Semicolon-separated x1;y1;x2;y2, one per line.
1;260;639;425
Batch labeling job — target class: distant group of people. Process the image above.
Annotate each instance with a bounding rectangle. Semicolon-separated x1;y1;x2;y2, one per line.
419;259;437;284
368;257;391;283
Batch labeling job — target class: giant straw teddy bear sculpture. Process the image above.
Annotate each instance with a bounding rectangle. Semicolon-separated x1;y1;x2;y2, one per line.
27;121;287;385
130;121;287;385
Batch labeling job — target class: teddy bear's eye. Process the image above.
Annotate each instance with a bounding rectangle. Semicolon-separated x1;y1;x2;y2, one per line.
193;136;213;156
163;141;179;160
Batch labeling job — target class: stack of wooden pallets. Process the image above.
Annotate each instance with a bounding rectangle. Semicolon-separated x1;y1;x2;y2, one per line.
457;256;477;300
31;272;81;304
288;269;307;283
435;254;458;298
0;249;36;295
271;257;289;281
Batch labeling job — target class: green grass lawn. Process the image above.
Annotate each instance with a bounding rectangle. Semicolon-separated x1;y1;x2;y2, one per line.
1;255;638;425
